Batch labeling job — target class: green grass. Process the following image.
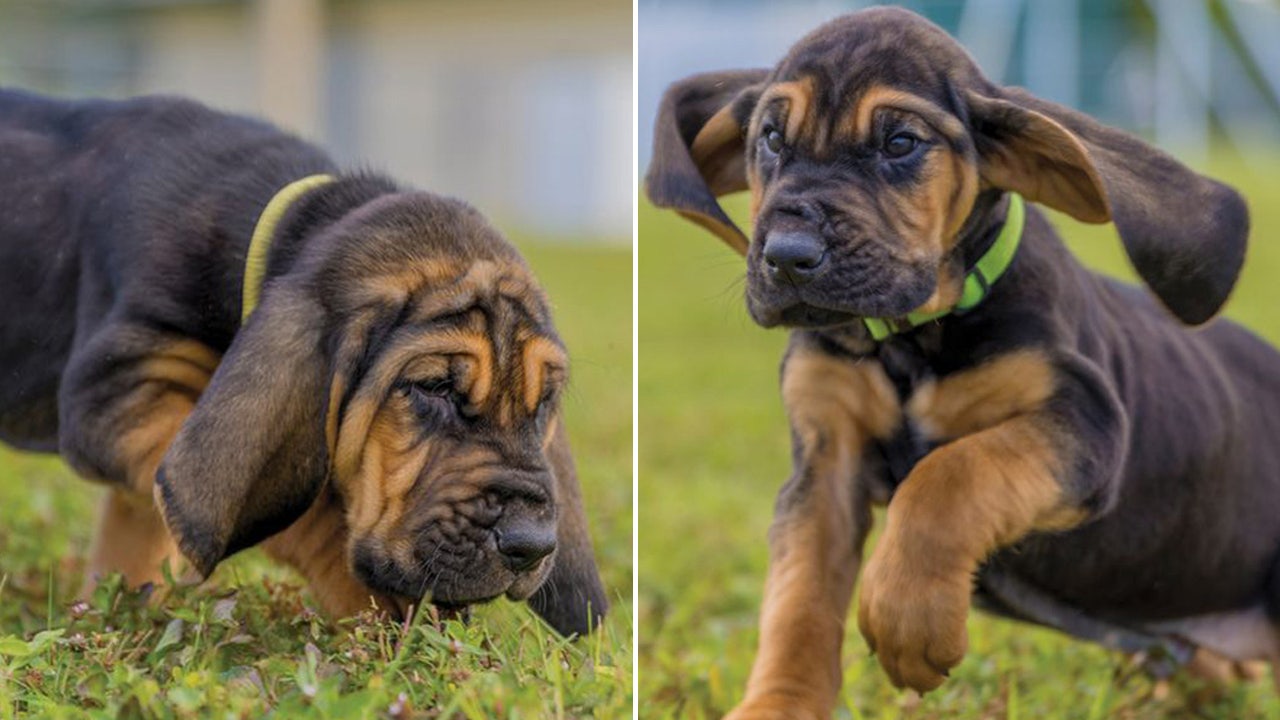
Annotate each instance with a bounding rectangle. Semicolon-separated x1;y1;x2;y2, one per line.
0;241;632;719
638;149;1280;719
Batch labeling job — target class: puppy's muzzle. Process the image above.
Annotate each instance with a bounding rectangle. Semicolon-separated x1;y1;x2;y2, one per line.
763;230;828;286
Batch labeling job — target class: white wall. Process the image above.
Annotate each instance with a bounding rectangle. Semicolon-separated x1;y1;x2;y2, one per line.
0;0;633;241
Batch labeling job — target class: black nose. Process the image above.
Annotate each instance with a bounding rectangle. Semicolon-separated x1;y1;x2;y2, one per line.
763;231;827;285
496;519;557;572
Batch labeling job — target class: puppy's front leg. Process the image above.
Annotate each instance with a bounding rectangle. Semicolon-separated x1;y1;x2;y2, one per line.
727;348;899;720
57;328;221;590
263;489;406;620
858;354;1124;693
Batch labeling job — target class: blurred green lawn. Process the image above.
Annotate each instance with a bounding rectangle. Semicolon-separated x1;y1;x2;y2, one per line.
639;150;1280;719
0;240;632;718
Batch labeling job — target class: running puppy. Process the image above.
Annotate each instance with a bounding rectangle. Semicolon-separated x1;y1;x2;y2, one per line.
648;7;1277;716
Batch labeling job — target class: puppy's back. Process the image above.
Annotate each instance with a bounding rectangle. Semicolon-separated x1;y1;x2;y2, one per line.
0;90;332;449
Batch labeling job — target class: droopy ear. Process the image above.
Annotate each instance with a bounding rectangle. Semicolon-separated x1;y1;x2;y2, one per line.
645;69;770;255
967;86;1248;325
155;278;332;577
527;418;608;637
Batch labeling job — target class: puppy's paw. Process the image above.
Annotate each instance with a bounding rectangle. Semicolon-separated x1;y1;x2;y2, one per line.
856;536;971;693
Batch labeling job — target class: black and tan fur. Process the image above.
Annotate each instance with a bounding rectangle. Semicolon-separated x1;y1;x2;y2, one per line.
0;88;607;637
647;7;1279;717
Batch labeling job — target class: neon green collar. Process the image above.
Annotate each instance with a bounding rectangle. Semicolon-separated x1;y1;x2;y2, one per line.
863;193;1025;341
241;173;336;322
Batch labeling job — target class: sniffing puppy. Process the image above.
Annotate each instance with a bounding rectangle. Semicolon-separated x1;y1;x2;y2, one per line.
0;88;607;637
648;7;1278;716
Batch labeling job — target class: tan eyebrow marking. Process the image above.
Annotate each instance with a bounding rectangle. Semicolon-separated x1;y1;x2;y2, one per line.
774;80;814;143
848;86;965;143
401;330;495;407
749;78;818;148
745;78;819;204
521;335;567;413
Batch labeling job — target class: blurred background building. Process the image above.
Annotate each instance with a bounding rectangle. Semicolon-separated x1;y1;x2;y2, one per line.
640;0;1280;171
0;0;632;241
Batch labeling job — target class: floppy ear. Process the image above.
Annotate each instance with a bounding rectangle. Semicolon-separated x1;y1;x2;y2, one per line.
527;419;608;637
155;278;333;577
645;69;770;255
966;86;1248;325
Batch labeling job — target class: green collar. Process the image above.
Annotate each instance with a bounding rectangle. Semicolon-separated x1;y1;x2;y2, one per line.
241;173;336;323
863;192;1025;341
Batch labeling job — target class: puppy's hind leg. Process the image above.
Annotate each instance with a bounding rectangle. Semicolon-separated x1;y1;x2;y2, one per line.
59;327;219;593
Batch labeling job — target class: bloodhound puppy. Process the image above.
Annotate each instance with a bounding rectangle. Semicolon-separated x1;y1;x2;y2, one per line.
0;88;607;637
647;7;1279;717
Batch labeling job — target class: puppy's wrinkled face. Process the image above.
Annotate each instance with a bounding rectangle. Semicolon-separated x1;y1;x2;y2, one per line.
322;203;568;609
733;15;984;328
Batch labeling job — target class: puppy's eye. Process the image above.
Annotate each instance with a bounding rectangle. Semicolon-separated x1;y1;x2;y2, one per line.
883;132;920;159
761;127;785;155
414;378;453;397
412;379;453;394
402;378;457;420
534;391;557;431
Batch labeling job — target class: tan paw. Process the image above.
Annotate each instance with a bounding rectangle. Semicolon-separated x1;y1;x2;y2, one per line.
856;535;971;693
